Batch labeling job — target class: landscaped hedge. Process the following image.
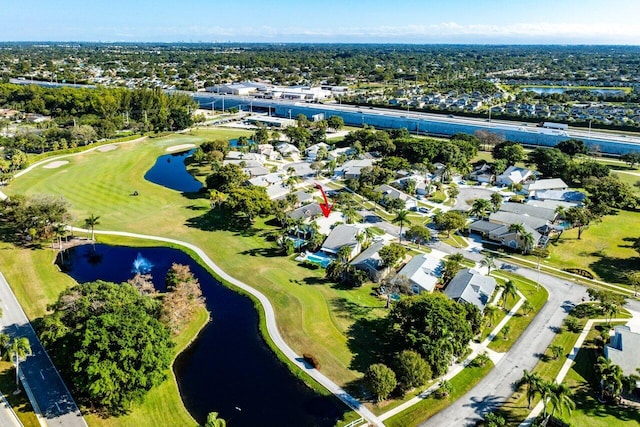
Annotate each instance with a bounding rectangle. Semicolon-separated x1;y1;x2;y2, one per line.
563;268;594;279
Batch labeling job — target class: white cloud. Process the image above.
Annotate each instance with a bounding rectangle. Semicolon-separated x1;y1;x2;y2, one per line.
169;21;640;43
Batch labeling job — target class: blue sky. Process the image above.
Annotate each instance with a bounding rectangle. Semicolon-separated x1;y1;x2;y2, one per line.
2;0;640;44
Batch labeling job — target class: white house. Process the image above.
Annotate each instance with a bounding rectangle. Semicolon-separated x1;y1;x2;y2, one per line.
496;166;535;186
395;253;444;294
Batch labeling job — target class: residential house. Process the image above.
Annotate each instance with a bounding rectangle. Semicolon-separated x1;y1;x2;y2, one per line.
496;166;535;186
285;162;315;178
321;224;362;260
226;151;266;163
305;142;330;162
375;184;411;208
533;189;586;204
444;268;497;312
524;178;568;198
604;326;640;389
498;202;558;222
288;203;324;221
395;253;443;294
350;241;390;283
468;163;494;184
276;143;300;160
257;144;280;161
247;173;288;199
334;159;375;179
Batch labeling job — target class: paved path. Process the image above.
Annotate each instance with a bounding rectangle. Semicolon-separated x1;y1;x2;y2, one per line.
417;251;587;426
0;272;86;427
0;390;22;427
71;228;384;427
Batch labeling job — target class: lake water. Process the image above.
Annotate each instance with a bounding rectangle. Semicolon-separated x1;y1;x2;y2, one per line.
523;86;626;96
144;149;204;193
56;244;347;426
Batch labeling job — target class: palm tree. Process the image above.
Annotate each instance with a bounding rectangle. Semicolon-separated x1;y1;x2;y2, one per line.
539;379;554;419
522;300;534;316
521;231;535;254
53;222;67;250
84;214;100;241
601;300;619;326
549;382;575;419
7;337;32;391
470;198;492;219
596;356;624;402
392;209;410;243
501;280;518;309
337;245;353;263
490;192;503;212
519;369;543;409
484;304;499;328
481;254;496;275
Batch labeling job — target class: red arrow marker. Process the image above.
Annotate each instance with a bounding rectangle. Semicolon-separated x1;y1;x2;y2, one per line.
315;183;334;218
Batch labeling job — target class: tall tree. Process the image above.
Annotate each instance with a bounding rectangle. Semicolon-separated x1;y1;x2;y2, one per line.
84;213;100;241
395;350;432;393
392;209;410;243
500;280;518;308
365;363;397;402
7;337;32;391
548;382;575;419
518;369;543;409
470;198;492;219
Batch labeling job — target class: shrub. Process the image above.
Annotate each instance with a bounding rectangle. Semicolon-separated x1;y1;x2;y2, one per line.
562;268;594;279
302;353;320;369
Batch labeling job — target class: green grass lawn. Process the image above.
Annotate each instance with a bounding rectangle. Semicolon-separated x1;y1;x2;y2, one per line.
0;130;386;423
385;360;494;427
557;325;640;427
0;361;39;427
487;272;549;353
547;209;640;286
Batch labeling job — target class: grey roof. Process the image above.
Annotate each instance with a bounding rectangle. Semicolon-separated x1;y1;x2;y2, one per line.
288;203;324;220
489;211;549;231
499;202;557;221
286;162;314;177
321;224;361;254
605;326;640;378
336;159;375;177
534;189;586;203
524;178;567;192
224;159;263;168
526;199;579;211
376;184;410;201
444;268;497;311
469;220;506;234
350;241;386;270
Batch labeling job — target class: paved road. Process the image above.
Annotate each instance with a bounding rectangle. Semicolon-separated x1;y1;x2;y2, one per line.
421;254;588;426
0;272;87;427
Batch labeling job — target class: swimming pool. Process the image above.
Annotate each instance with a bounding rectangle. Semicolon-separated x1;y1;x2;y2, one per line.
306;252;333;268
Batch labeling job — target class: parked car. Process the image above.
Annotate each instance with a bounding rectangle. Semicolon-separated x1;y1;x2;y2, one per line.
418;207;430;214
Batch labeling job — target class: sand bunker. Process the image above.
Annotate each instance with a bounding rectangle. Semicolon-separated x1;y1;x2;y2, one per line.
166;144;196;152
97;144;117;152
43;160;69;169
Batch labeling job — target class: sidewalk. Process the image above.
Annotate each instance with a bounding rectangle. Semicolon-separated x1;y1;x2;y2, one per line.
379;290;525;422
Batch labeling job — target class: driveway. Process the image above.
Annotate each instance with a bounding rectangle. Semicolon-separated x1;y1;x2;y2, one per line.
453;187;497;211
0;272;87;427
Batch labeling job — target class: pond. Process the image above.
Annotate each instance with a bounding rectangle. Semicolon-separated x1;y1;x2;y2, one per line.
56;244;347;426
144;149;204;193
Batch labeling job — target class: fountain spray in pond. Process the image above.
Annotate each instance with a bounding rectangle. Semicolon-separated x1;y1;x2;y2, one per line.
132;253;153;274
